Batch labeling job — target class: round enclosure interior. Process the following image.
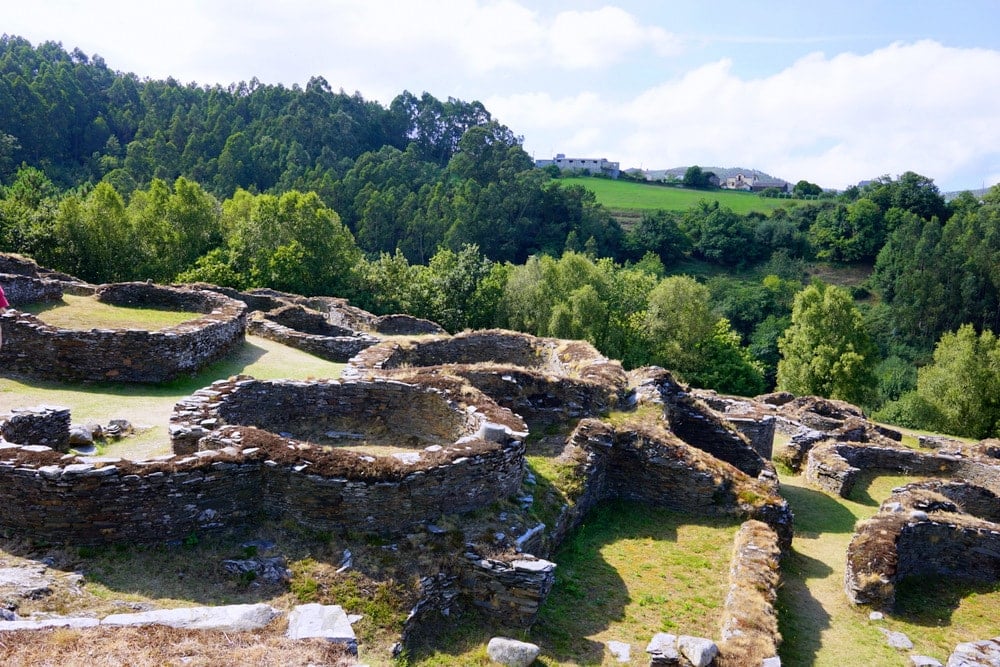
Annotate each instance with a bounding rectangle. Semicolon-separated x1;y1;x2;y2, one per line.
215;379;478;452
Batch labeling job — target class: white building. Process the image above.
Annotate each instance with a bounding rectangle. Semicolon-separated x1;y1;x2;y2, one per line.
535;154;620;179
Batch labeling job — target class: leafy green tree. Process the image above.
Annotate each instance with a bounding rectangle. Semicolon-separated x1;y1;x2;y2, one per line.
688;318;766;396
792;180;822;197
222;189;361;295
908;325;1000;438
777;282;878;405
809;199;884;262
624;209;690;264
682;165;715;189
690;206;764;266
644;275;717;375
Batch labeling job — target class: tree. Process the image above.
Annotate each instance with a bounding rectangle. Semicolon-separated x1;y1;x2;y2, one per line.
644;275;717;376
908;325;1000;439
688;318;766;396
792;180;822;197
682;165;715;190
777;283;878;405
624;209;690;264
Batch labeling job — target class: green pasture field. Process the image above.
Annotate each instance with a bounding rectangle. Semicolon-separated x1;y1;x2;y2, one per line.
561;177;798;215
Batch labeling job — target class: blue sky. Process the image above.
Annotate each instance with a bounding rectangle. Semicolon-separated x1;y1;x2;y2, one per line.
7;1;1000;191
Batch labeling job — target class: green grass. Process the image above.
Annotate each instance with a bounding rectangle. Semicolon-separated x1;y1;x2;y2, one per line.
0;334;345;459
23;294;199;330
409;502;739;666
562;177;796;215
776;471;1000;666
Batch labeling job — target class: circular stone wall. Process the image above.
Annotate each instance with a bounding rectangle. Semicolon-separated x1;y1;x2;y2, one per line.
0;282;247;382
347;329;628;425
213;378;481;450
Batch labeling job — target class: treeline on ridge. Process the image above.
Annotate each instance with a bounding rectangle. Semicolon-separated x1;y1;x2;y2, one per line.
2;35;1000;438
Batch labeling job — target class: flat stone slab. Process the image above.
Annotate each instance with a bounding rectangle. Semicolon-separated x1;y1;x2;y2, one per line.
947;637;1000;666
101;603;279;631
0;617;99;631
0;566;52;599
286;604;357;654
607;640;630;662
646;632;680;664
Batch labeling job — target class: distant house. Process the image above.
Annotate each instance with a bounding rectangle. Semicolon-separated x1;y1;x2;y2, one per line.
535;153;621;179
722;173;788;193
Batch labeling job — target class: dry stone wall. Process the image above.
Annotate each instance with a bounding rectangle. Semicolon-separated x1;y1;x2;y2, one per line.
719;520;783;664
0;423;526;544
348;329;629;428
0;283;247;382
630;368;770;479
805;441;1000;498
0;406;71;451
0;274;64;305
247;306;378;362
845;482;1000;608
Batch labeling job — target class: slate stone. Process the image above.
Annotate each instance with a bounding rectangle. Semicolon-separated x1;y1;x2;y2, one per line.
646;632;681;665
947;637;1000;667
101;603;278;631
606;640;630;662
879;628;914;650
286;604;357;654
678;635;719;667
0;616;99;631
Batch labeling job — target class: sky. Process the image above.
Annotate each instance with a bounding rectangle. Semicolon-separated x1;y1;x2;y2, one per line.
6;0;1000;191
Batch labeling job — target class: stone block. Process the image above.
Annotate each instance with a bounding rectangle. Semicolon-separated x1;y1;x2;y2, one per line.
286;603;357;654
101;603;279;631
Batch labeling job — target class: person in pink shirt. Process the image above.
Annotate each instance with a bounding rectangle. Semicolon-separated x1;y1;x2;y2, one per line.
0;284;8;349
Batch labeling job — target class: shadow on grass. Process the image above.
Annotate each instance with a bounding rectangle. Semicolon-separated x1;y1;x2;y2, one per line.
0;339;270;401
779;483;858;536
893;575;1000;628
532;500;737;665
776;549;833;667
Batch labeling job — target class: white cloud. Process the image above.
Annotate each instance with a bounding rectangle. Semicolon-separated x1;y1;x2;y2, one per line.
508;41;1000;190
548;6;682;69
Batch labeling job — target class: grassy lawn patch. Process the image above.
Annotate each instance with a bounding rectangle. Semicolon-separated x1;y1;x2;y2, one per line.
776;471;1000;666
562;177;793;215
22;294;199;330
532;502;738;665
408;501;739;666
0;334;345;459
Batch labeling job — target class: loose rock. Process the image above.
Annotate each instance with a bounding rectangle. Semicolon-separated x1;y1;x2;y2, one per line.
486;636;540;667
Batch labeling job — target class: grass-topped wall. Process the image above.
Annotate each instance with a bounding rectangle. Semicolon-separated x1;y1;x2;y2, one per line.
0;282;247;382
0;377;527;544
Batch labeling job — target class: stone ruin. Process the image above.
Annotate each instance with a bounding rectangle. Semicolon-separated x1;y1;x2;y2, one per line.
698;386;1000;666
0;276;248;382
0;284;796;665
845;479;1000;609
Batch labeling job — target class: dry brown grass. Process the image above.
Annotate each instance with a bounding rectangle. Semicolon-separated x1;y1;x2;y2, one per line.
0;625;356;666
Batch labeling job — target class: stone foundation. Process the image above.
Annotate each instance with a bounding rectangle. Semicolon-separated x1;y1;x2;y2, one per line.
0;406;71;451
845;481;1000;608
247;306;378;362
0;415;526;545
804;441;1000;499
631;368;771;479
348;330;629;428
719;520;783;664
0;273;64;306
0;282;247;382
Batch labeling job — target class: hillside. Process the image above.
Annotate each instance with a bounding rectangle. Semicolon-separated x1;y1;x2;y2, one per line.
561;176;794;216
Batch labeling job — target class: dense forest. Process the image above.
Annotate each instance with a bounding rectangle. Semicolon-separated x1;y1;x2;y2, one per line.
2;36;999;438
